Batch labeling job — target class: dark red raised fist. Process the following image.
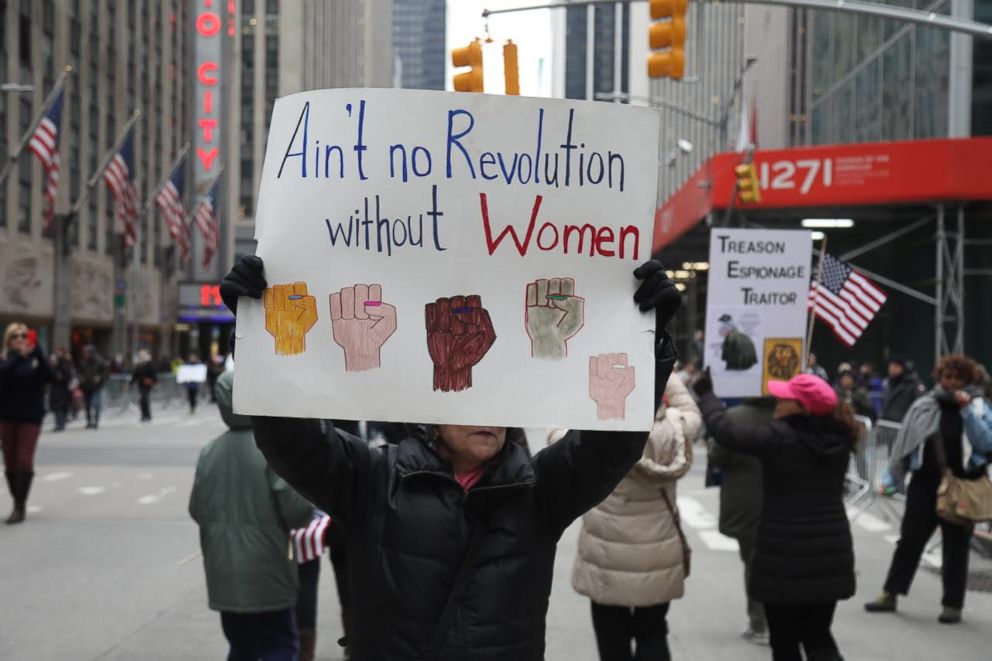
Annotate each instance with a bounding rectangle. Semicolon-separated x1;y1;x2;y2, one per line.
425;295;497;392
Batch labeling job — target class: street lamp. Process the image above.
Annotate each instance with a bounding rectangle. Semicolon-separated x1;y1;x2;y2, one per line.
665;138;693;168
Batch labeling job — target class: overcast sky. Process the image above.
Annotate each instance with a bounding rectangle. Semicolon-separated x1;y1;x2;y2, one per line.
446;0;555;97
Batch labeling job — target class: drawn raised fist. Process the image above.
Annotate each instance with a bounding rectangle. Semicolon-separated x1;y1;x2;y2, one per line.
330;284;398;371
264;282;318;356
525;277;585;359
425;295;497;392
589;353;635;420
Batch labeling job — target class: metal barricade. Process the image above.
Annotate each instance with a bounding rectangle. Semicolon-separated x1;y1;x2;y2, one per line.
99;372;190;415
845;415;874;511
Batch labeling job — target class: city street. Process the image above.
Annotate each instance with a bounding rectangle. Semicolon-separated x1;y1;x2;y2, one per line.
1;407;990;660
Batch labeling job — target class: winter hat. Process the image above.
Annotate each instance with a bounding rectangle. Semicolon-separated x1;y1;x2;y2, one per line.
888;355;908;369
767;374;838;416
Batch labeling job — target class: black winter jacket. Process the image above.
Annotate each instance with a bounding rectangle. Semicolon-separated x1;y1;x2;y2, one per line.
880;372;923;422
0;347;54;424
252;361;674;661
699;393;855;605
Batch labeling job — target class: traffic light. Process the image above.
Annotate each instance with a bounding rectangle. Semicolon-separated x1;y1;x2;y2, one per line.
735;163;761;204
647;0;687;80
503;40;520;95
452;39;484;93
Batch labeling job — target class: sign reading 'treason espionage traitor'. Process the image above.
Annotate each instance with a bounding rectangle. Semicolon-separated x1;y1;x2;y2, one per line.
704;228;812;398
233;89;662;431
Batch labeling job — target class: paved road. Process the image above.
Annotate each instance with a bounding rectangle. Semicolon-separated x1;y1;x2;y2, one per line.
1;409;990;660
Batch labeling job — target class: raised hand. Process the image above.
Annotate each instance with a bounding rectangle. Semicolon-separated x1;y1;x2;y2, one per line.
633;260;681;329
525;278;585;359
425;295;497;392
264;282;318;356
589;353;636;420
330;284;398;371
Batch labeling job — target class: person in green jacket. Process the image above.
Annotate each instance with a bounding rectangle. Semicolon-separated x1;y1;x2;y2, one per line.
718;314;758;371
189;369;315;661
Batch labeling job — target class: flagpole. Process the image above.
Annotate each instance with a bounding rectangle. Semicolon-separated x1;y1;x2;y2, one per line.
71;109;142;214
0;67;72;190
142;143;190;215
129;143;190;364
804;234;828;371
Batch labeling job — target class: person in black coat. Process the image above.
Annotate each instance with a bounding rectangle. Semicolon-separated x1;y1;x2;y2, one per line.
695;373;858;661
707;397;774;644
48;348;75;431
130;349;158;422
220;255;681;661
0;323;54;524
879;357;924;422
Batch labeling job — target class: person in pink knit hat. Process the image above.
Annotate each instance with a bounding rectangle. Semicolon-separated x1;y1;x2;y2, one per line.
694;372;859;661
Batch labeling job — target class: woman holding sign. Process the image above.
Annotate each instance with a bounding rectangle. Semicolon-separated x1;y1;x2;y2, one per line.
694;373;857;661
220;255;680;661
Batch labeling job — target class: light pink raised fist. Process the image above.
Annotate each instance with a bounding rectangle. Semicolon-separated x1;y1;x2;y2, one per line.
588;353;635;420
330;284;397;372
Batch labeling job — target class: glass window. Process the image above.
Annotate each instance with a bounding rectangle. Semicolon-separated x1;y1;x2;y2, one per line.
881;34;913;140
913;25;949;139
974;1;992;135
88;193;98;251
858;16;882;62
564;6;587;100
19;12;31;67
854;58;882;142
810;12;833;100
19;156;32;233
832;14;855;83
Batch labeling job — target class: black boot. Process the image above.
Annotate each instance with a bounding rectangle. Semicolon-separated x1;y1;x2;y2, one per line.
6;472;26;524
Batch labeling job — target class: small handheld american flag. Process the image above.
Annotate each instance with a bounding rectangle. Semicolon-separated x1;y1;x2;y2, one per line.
154;160;191;263
193;178;221;269
808;253;887;347
27;89;65;230
102;130;141;248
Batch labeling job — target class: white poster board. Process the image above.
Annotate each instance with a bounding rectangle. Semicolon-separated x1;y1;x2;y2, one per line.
233;89;661;431
176;364;208;384
704;228;812;398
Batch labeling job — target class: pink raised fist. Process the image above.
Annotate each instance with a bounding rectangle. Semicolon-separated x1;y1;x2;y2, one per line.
330;284;398;371
589;353;635;420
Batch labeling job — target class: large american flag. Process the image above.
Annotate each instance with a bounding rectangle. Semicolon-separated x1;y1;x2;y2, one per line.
27;88;65;230
808;253;887;347
154;160;191;263
102;130;141;247
193;178;221;268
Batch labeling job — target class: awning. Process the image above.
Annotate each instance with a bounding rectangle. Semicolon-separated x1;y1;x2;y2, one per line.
653;137;992;253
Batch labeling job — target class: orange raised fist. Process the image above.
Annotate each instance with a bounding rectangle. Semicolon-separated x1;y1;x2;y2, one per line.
264;282;318;356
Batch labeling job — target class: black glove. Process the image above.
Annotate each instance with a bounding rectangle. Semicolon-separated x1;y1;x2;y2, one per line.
220;255;267;316
692;368;714;398
633;260;681;329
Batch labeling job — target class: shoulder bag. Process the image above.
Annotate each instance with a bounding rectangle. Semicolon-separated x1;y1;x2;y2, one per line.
933;433;992;525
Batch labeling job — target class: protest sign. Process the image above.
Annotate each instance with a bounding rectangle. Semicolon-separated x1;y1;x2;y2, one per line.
704;228;812;397
177;364;208;384
233;89;661;431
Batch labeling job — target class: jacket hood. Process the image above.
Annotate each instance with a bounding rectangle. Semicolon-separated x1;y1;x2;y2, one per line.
215;370;251;431
782;414;851;459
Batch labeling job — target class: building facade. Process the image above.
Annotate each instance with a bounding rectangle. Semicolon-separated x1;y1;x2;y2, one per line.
0;0;191;362
393;0;445;90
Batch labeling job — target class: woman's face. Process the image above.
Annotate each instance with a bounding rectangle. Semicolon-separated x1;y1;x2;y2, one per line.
939;370;965;392
436;425;507;470
6;326;28;354
773;398;805;419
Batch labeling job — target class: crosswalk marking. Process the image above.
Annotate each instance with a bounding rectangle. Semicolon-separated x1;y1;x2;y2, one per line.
41;471;73;482
78;486;106;496
847;507;892;533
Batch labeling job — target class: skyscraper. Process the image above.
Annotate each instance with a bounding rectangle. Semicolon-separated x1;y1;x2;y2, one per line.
393;0;446;90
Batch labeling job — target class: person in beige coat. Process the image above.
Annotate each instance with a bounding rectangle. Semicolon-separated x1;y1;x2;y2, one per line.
554;374;701;661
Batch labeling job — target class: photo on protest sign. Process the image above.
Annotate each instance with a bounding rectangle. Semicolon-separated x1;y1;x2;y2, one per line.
232;89;661;431
704;228;812;398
